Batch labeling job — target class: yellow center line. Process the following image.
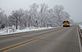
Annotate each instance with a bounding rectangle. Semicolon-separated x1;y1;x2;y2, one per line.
3;33;54;52
0;28;64;52
0;36;40;51
3;39;39;52
3;34;51;52
0;30;53;52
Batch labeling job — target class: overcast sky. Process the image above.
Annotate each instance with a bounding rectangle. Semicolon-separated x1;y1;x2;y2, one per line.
0;0;82;22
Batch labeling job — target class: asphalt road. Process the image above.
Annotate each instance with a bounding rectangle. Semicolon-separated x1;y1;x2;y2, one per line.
0;26;81;52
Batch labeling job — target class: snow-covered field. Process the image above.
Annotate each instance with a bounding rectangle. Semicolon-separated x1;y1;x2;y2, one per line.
0;27;54;35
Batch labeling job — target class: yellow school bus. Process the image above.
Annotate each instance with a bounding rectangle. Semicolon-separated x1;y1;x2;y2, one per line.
63;20;70;27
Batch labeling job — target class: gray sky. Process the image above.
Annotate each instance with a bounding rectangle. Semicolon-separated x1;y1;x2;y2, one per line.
0;0;82;22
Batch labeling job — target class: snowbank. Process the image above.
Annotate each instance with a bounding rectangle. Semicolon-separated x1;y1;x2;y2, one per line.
79;24;82;29
0;27;54;35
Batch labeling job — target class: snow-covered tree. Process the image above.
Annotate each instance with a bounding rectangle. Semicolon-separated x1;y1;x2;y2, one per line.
53;5;64;26
0;8;7;29
0;3;72;30
53;5;71;26
8;9;24;29
38;3;49;27
29;3;39;27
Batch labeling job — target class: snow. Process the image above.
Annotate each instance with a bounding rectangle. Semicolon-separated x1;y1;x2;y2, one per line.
79;24;82;29
0;27;54;35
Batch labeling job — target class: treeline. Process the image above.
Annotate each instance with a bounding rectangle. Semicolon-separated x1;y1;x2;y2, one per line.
0;3;72;29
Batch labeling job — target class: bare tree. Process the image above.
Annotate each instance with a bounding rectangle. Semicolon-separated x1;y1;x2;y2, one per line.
0;8;7;29
39;3;49;27
9;9;24;29
0;4;72;30
53;5;66;26
29;3;39;27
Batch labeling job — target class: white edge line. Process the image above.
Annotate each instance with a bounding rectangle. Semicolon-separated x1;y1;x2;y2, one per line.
77;27;82;52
